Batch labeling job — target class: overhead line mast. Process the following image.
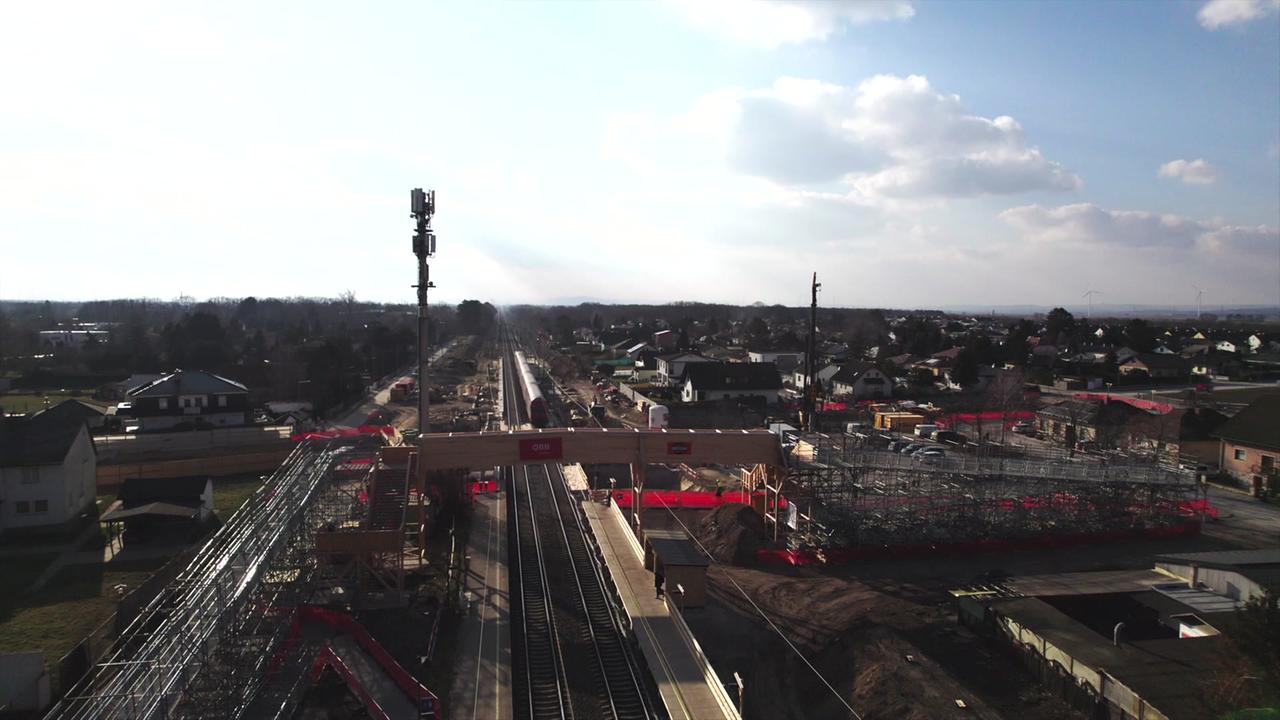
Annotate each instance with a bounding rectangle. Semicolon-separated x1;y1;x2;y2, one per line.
411;188;436;485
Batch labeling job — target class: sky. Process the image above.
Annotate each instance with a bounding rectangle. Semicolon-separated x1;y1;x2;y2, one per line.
1;0;1278;310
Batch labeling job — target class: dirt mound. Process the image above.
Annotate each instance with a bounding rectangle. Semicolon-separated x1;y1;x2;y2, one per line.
696;503;768;565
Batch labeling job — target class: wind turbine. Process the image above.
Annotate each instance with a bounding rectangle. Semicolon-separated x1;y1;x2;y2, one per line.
1082;289;1101;321
1193;285;1206;321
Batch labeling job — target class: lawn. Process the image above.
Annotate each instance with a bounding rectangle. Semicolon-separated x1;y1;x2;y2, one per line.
213;476;267;521
0;557;164;690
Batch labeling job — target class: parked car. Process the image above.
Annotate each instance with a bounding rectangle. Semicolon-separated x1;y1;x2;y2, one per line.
899;443;924;455
934;430;967;445
914;446;944;457
888;440;909;453
1012;421;1035;435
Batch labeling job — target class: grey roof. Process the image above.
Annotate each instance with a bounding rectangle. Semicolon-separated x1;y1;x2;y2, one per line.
128;369;248;398
1211;394;1280;452
644;528;709;567
101;501;201;522
119;475;211;505
829;361;879;386
0;401;93;467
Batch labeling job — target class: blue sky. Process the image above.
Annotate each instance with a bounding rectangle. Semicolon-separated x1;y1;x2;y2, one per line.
1;0;1277;309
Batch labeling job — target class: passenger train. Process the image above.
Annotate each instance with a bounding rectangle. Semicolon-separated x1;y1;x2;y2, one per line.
513;350;549;428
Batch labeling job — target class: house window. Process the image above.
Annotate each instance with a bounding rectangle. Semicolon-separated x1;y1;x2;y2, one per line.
34;500;48;513
183;397;192;408
218;395;227;408
159;398;169;410
21;467;39;484
1234;449;1247;461
15;501;29;514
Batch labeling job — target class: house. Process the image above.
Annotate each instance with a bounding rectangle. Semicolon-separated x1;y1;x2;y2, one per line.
0;402;97;533
624;342;655;360
1118;354;1189;383
656;353;715;387
1124;407;1229;463
96;373;162;402
746;350;805;373
791;363;841;391
38;329;110;348
652;330;677;350
101;475;214;544
680;362;782;404
1034;398;1145;448
1212;394;1280;493
1189;350;1241;379
1213;340;1237;354
828;362;893;400
116;369;250;432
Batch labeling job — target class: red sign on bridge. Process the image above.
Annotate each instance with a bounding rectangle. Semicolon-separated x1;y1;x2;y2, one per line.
518;437;563;461
667;441;693;456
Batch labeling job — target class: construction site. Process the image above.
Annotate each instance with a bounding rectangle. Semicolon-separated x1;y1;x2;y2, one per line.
746;432;1207;563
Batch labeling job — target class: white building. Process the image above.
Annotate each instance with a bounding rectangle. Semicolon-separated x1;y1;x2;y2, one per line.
656;352;715;387
747;350;805;373
828;362;893;399
0;403;97;533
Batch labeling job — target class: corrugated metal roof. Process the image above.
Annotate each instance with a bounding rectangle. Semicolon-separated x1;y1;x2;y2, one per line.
1154;548;1280;567
1151;582;1242;614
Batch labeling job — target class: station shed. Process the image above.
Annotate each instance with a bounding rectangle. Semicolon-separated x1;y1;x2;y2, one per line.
641;527;710;608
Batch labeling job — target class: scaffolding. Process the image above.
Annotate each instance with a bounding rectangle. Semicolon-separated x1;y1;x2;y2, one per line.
47;435;391;720
755;433;1204;551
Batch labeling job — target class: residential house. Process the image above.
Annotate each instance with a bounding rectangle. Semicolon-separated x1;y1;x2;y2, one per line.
746;350;805;374
0;401;97;533
96;373;163;402
1212;394;1280;493
1118;354;1189;383
624;342;655;360
38;328;110;348
116;369;250;432
1214;340;1238;354
1035;398;1145;448
1124;407;1229;463
792;363;841;392
680;362;782;404
101;475;214;544
656;353;714;387
653;330;677;350
1189;351;1242;379
828;362;893;400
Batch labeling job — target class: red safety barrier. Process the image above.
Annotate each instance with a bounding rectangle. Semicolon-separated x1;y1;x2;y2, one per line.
468;480;499;501
1072;392;1175;415
757;520;1203;566
935;410;1035;429
607;489;787;509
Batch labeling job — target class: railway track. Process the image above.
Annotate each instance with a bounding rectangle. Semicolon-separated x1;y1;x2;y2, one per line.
501;324;662;720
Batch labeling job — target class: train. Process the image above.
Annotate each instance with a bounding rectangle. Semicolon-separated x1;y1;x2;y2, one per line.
513;350;549;428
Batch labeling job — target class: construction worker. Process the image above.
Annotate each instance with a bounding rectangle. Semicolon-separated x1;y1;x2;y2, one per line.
715;477;725;498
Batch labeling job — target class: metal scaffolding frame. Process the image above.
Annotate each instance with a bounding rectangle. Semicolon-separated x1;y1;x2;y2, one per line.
765;433;1203;550
46;435;389;720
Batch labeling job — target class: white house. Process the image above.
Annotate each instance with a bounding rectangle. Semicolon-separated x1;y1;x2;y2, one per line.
828;362;892;399
0;403;97;533
656;352;715;387
747;350;805;373
792;363;841;391
681;362;783;404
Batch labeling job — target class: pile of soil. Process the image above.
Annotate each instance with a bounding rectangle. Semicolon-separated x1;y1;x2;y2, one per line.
697;503;769;565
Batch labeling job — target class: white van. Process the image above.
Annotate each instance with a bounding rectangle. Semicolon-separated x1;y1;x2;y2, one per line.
914;424;939;438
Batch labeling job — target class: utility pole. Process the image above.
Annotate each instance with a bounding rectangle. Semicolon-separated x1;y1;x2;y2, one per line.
803;272;821;432
411;187;436;457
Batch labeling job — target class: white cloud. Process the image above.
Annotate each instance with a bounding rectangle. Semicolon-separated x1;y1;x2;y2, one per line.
666;0;914;49
1158;158;1218;185
1198;0;1280;29
687;74;1080;198
1000;203;1278;255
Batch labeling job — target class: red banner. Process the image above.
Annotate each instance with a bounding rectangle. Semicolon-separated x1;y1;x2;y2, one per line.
519;437;563;461
667;441;692;455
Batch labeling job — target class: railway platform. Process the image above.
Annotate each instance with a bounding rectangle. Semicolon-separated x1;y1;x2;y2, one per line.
449;490;512;720
582;498;740;720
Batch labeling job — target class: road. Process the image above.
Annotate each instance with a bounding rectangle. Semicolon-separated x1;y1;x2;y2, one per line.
1203;486;1280;548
